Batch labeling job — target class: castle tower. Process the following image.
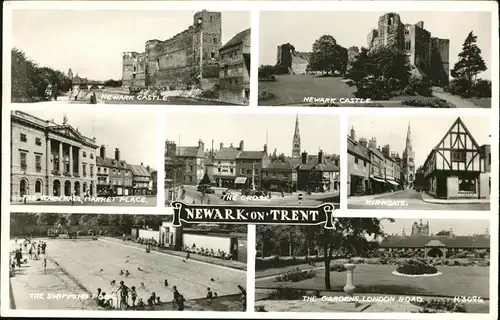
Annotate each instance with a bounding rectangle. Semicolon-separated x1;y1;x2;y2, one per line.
292;115;301;158
402;122;416;188
377;13;405;51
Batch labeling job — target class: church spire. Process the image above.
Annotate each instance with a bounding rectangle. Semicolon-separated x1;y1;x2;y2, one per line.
292;115;301;158
405;122;412;152
403;121;416;188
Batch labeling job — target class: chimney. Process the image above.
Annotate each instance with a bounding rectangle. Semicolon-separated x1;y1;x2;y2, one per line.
239;140;244;151
368;137;377;149
115;148;120;161
301;151;307;164
141;162;143;166
220;142;224;150
359;138;368;148
382;144;390;157
350;127;356;140
198;139;204;152
416;21;424;29
318;150;324;164
146;165;150;173
100;145;106;158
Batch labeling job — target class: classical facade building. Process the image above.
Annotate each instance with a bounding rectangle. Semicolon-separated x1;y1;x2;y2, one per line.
367;13;449;85
422;117;490;199
235;145;270;189
96;146;133;196
11;111;98;201
122;10;222;90
176;140;206;185
379;220;490;258
213;142;243;188
218;29;251;105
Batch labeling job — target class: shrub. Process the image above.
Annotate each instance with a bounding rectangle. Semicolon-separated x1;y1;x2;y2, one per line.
449;252;468;259
270;287;307;300
402;98;453;108
330;264;347;272
275;267;316;282
403;77;433;97
396;260;438;275
255;305;267;312
198;87;219;100
258;90;275;102
414;299;466;313
472;79;491;98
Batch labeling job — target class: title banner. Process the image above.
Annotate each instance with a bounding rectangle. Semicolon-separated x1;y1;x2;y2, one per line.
171;202;339;228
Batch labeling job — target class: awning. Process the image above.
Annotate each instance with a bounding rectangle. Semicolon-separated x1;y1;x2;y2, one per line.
386;180;399;186
370;177;386;183
234;177;247;184
350;173;366;178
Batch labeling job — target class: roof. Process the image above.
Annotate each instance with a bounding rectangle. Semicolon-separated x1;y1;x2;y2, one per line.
177;146;203;158
369;147;385;160
215;147;241;161
220;28;251;51
348;137;371;161
425;240;446;247
204;158;213;166
297;154;340;172
237;151;266;160
264;158;302;171
96;156;129;169
380;235;490;249
127;164;151;177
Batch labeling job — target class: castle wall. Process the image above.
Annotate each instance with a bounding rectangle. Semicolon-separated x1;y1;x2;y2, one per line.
377;13;405;50
122;52;147;87
291;53;309;74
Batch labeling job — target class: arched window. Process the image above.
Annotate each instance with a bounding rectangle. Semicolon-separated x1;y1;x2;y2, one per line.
35;180;42;193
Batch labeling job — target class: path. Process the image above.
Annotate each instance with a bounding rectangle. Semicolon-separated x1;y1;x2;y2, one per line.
432;89;482;108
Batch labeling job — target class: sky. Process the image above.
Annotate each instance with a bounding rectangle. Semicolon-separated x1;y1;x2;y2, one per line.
260;11;492;80
348;115;490;168
166;113;340;156
11;10;250;81
380;219;490;236
15;108;158;168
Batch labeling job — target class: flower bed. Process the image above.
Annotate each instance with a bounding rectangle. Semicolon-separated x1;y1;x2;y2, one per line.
275;267;316;282
412;299;466;313
396;259;439;275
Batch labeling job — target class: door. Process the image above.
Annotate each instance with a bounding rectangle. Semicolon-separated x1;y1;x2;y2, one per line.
230;237;238;261
436;176;447;199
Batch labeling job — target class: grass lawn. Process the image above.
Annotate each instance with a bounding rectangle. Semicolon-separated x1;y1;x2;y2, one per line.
255;262;322;279
258;75;356;106
255;264;489;298
466;97;492;108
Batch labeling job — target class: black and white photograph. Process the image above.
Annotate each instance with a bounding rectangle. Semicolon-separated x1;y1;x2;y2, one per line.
9;213;247;311
10;10;250;105
258;11;492;108
10;108;158;206
255;218;490;314
347;115;491;210
165;113;340;207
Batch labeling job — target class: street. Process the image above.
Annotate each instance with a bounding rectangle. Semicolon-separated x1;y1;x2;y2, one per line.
12;196;157;207
167;185;340;207
348;189;490;210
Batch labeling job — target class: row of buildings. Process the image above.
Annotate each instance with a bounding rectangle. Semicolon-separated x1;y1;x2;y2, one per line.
275;13;449;86
379;220;490;259
347;124;415;196
165;116;340;202
122;11;251;105
10;111;157;202
348;117;491;199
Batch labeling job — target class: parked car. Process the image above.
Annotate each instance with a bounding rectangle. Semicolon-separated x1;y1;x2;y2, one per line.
197;184;215;194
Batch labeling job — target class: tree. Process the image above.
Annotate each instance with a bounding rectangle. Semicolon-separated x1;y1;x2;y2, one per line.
312;218;392;289
436;230;451;236
277;153;287;162
451;31;487;91
346;47;412;100
308;35;346;75
37;213;63;226
256;225;282;257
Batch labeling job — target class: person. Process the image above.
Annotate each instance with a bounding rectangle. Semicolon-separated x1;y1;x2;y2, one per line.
177;295;185;311
206;287;213;303
122;233;126;242
95;288;102;300
164;279;168;287
43;258;47;270
117;281;129;308
172;285;181;307
42;242;47;255
186;252;190;260
147;292;156;306
29;246;33;259
90;92;97;104
130;286;137;307
125;270;130;277
120;270;124;276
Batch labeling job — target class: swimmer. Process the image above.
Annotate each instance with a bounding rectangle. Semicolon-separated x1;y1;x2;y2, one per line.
125;270;130;277
110;280;116;285
120;270;124;275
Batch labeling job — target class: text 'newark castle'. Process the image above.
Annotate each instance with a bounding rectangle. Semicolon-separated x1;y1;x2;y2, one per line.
367;13;450;85
122;10;222;88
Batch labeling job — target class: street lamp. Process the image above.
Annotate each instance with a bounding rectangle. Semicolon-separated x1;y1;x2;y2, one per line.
197;17;203;82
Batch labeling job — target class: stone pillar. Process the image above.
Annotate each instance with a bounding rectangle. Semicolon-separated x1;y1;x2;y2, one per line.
59;142;63;174
69;145;73;176
46;138;51;173
343;263;357;300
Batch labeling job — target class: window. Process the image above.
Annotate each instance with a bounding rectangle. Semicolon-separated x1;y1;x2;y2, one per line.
90;165;94;177
488;153;491;165
132;74;136;79
83;164;87;177
240;168;245;175
90;154;94;159
209;16;213;23
230;161;233;165
230;168;233;174
98;167;101;173
113;169;116;173
459;179;476;192
35;180;42;193
133;66;136;72
451;150;466;162
83;152;87;157
213;37;217;43
20;152;27;170
405;41;411;51
35;138;42;146
241;160;245;164
35;155;42;172
364;160;367;167
20;133;27;142
224;65;229;77
389;16;394;25
246;169;252;175
104;168;107;173
218;168;221;173
255;169;259;174
354;157;359;164
211;52;215;58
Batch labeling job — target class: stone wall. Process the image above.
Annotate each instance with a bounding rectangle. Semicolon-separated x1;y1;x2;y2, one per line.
122;52;147;87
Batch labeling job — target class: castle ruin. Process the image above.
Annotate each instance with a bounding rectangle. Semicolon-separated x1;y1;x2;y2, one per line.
367;13;450;86
122;10;222;90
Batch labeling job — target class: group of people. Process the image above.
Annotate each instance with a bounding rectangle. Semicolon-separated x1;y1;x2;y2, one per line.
183;244;233;261
10;239;48;276
136;237;159;247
